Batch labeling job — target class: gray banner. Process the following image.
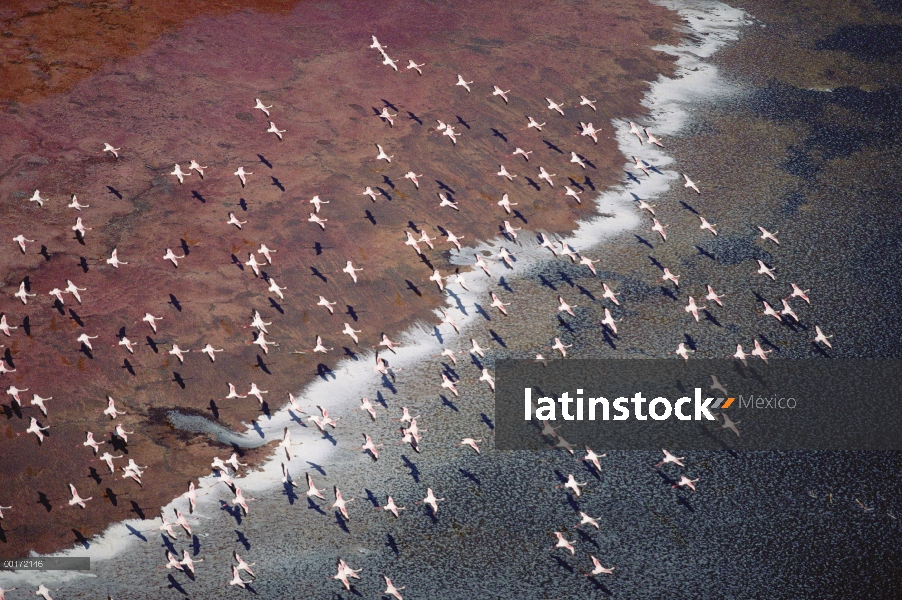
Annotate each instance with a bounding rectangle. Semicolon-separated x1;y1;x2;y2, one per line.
495;359;902;450
1;557;90;571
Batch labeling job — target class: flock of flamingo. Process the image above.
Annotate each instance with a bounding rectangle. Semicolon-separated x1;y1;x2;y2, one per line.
0;30;837;599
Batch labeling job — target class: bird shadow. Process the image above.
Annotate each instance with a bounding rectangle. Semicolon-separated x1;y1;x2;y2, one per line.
676;496;696;513
235;529;251;550
364;210;377;225
679;200;699;214
72;528;90;549
480;413;495;430
306;497;327;516
583;461;602;480
473;303;491;321
302;461;326;478
219;501;243;525
455;115;471;129
446;290;467;314
758;334;780;351
381;99;399;111
106;185;123;199
407;111;422;125
661;287;678;301
257;154;273;168
40;245;51;261
342;347;359;361
268;298;285;314
191;190;206;203
230;254;245;271
172;372;186;389
405;280;422;296
634;235;654;249
78;256;89;273
168;293;182;311
334;512;350;533
436;180;455;194
490;128;508;142
512;209;528;224
320;429;338;446
88;467;102;485
209;400;220;420
101;489;118;510
566;494;581;512
380;375;397;394
683;334;698;351
271;176;285;192
702;310;722;327
80;343;93;359
309;266;328;283
166;574;189;596
440;395;459;412
129;500;145;519
497;276;514;293
587;576;613;595
576;285;596;301
576;528;600;549
810;342;831;358
538;274;557;291
256;355;272;375
346;305;359;322
552;555;575;574
386;533;400;555
557;316;575;335
524;177;541;191
459;468;481;486
125;524;147;542
111;435;129;453
543;139;564;154
696;245;716;260
489;329;507;348
382;174;395;190
400;455;420;482
122;358;136;377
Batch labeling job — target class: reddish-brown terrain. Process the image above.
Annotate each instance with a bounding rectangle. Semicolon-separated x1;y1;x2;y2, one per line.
0;0;681;557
